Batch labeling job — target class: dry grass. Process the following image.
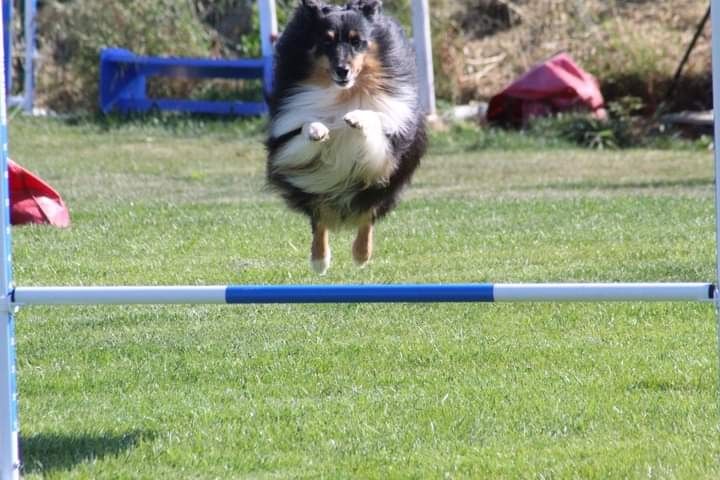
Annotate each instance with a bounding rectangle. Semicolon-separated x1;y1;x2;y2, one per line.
11;0;714;112
441;0;711;110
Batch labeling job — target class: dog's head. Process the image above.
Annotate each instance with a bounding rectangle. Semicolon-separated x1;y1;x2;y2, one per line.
300;0;382;89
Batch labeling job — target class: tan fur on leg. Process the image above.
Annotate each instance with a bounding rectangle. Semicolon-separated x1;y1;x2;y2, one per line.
352;223;373;267
310;224;331;274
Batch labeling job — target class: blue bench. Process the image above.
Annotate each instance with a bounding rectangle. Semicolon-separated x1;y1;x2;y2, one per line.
99;48;273;116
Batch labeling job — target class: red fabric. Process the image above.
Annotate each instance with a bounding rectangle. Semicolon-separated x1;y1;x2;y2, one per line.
8;159;70;227
487;53;607;125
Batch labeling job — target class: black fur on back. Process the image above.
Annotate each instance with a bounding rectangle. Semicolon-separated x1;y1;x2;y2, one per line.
266;0;427;226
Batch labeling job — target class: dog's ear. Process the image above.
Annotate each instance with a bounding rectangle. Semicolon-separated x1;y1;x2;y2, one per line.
300;0;333;18
348;0;382;20
300;0;324;17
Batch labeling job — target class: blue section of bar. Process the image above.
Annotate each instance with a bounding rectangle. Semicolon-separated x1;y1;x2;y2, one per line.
225;284;495;304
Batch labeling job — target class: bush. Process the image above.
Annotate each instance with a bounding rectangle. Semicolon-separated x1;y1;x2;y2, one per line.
37;0;213;112
447;0;711;112
35;0;453;113
526;97;711;150
32;0;711;115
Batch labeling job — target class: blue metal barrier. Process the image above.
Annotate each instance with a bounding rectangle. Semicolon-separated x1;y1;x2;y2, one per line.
99;48;272;116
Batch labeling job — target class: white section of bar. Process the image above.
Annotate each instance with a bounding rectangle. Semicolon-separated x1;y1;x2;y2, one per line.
13;286;228;305
494;283;713;302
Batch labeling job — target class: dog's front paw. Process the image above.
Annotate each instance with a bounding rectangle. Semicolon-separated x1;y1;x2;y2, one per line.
304;122;330;142
344;110;379;132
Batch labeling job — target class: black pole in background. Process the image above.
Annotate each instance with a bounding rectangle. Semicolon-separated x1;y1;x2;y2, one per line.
665;4;711;104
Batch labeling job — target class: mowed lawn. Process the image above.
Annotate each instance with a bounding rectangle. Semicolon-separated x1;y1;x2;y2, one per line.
6;116;720;478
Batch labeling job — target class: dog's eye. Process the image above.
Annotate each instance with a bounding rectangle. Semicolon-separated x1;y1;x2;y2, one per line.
350;37;362;48
323;31;335;45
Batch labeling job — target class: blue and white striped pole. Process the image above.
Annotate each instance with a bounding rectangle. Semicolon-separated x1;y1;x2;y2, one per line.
0;3;18;479
10;282;715;305
711;0;720;396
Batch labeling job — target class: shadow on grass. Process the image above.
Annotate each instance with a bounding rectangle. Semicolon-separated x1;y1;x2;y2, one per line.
20;430;152;475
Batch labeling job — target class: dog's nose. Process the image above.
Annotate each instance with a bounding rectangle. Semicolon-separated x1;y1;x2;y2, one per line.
335;66;350;80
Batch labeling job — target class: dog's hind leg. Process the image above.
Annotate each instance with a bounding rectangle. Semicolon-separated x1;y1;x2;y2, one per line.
310;221;331;275
352;222;373;267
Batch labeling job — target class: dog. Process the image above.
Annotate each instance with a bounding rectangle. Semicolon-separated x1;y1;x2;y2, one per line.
266;0;426;274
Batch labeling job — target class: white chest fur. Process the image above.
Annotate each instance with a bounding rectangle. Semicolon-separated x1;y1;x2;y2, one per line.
270;84;416;199
272;84;415;138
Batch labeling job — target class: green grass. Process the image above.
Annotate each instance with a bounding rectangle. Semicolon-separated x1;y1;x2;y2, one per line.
7;115;720;478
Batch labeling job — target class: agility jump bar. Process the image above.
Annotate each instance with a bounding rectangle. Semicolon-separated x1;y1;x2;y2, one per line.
10;282;715;305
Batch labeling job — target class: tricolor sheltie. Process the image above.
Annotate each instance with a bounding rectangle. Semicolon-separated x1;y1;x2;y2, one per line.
266;0;426;274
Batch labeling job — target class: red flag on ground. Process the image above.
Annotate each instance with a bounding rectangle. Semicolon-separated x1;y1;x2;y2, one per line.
8;159;70;227
487;52;607;125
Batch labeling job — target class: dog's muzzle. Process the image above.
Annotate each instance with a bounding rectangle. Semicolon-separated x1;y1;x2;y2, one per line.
332;65;354;88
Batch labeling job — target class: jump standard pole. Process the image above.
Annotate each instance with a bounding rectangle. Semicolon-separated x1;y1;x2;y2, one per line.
710;0;720;400
0;2;19;476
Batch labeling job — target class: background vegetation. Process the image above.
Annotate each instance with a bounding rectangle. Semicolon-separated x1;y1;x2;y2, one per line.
5;0;711;115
